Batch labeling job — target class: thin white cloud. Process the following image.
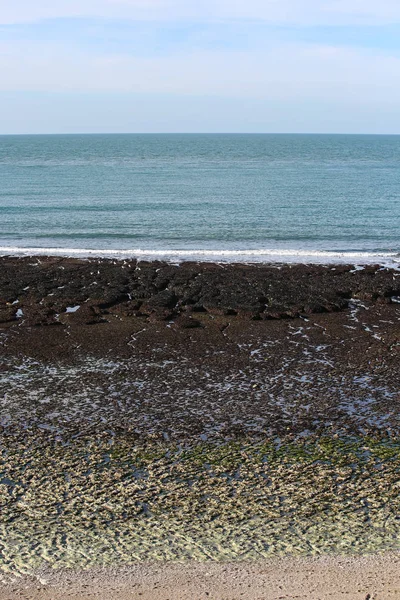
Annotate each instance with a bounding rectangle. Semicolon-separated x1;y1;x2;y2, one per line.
1;0;400;135
1;38;400;102
2;0;400;25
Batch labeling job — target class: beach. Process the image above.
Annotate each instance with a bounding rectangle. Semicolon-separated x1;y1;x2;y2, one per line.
1;555;400;599
0;257;399;596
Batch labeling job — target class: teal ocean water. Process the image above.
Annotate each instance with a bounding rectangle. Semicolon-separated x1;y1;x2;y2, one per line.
0;134;399;264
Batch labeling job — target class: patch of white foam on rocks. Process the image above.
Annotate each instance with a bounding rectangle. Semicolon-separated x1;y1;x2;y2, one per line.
65;305;80;313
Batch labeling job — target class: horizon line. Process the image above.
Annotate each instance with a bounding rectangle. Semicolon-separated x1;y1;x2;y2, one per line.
2;131;400;136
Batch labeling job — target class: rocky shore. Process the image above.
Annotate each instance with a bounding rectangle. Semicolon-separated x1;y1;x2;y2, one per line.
0;258;399;577
1;257;399;326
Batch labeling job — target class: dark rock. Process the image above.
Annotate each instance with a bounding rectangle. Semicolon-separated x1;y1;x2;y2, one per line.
0;257;399;326
144;290;177;310
148;309;176;322
190;304;207;313
176;316;202;329
0;307;17;323
59;305;107;325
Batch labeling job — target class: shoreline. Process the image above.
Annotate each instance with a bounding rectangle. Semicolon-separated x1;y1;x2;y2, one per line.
0;247;399;268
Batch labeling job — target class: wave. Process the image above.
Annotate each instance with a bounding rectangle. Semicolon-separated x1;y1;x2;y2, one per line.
0;246;399;266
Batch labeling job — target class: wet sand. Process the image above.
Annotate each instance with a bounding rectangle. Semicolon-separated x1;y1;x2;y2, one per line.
0;258;399;583
1;555;399;599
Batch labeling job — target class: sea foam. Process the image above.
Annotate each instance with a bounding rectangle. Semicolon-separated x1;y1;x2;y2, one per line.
0;246;399;266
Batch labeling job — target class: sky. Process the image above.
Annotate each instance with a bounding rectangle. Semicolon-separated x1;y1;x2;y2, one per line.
1;0;400;134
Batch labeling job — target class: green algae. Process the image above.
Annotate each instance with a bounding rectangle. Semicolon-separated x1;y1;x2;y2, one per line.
107;436;399;471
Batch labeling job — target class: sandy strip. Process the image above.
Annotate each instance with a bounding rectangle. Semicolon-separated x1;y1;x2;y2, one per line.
1;555;399;600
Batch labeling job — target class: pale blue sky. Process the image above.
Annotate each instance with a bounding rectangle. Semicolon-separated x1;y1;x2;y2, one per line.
1;0;400;133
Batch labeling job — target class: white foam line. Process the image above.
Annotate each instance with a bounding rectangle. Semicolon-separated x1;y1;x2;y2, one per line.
0;246;399;266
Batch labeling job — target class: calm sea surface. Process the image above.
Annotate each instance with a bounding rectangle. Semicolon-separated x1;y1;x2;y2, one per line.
0;134;399;264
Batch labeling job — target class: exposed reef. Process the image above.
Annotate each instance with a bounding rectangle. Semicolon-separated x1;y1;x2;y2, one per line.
0;258;399;577
0;257;399;327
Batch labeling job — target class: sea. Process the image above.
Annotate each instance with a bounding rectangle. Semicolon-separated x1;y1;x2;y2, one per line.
0;133;399;265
